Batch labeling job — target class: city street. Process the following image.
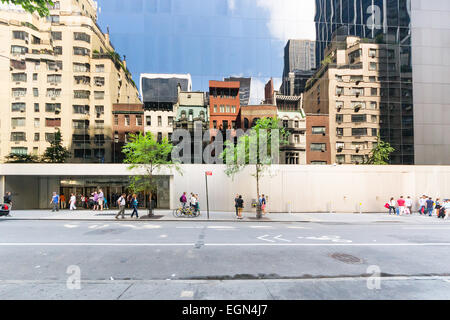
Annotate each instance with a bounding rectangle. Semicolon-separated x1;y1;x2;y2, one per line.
0;216;449;299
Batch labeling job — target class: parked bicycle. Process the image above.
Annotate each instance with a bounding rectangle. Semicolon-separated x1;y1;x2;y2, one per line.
173;205;200;218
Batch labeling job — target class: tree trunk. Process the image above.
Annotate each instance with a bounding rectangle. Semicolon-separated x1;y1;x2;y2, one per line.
148;191;154;217
256;164;262;219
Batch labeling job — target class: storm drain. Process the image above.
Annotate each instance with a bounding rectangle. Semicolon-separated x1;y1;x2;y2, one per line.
330;253;363;264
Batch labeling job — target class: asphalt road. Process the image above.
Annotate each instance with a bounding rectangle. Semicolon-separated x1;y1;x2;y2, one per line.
0;219;450;299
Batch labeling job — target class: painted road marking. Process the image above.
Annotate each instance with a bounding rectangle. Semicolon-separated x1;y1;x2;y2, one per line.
298;235;352;243
63;224;78;229
250;226;273;229
287;226;309;229
274;235;291;242
180;291;194;298
403;227;450;230
257;235;276;243
2;242;450;247
207;226;236;229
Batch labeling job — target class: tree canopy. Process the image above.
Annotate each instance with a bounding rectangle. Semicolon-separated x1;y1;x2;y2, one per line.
1;0;54;17
365;136;395;165
41;129;71;163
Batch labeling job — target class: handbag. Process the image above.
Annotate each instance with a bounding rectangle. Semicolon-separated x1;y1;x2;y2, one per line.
384;203;390;209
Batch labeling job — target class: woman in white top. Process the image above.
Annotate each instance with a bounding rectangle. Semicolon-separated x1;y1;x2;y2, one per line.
389;197;396;215
69;193;77;211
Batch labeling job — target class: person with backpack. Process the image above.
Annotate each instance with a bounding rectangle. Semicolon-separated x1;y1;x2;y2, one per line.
115;193;126;219
180;192;187;209
426;197;434;217
236;195;244;220
130;194;139;219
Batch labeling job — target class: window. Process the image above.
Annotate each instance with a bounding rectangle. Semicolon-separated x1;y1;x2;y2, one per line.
371;115;377;122
351;114;367;123
336;114;343;123
351;155;365;164
95;120;104;129
226;105;230;113
136;116;142;126
73;47;90;56
12;88;27;97
146;116;151;126
11;132;26;141
34;118;40;128
45;103;61;113
12;31;28;40
124;115;130;126
94;91;104;99
34;133;40;141
47;60;62;71
336;87;343;96
222;120;228;129
72;120;89;129
95;64;104;73
311;161;327;165
94;77;105;86
294;120;299;128
352;128;367;136
352;101;366;111
335;75;343;82
336;127;344;136
72;134;90;143
336;101;344;111
352;88;364;96
94;135;105;145
11;118;25;127
33;88;39;97
369;62;377;70
114;132;119;143
73;105;89;114
372;128;378;136
74;32;90;43
213;105;217;113
310;143;326;152
46;88;61;98
114;115;119;125
294;135;300;144
158;116;162;126
350;75;363;82
33;73;38;81
74;76;90;85
74;90;90;99
54;46;62;55
34;103;39;112
336;155;345;164
370;102;377;109
95;105;104;115
220;105;225;113
46;15;60;23
371;88;378;96
369;49;377;58
51;31;62;40
213;120;217;129
369;76;376;82
168;117;173;126
312;127;326;135
11;147;27;155
231;106;236;113
336;142;345;150
45;118;61;127
11;45;28;55
12;73;27;82
157;132;162;142
74;149;91;158
73;63;90;72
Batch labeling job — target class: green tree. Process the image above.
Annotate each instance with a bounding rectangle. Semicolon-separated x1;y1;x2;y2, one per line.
42;129;71;163
365;136;395;165
220;117;289;219
5;153;39;163
1;0;54;17
122;132;181;217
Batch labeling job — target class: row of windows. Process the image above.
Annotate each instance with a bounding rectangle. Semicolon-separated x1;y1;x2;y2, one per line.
11;88;104;99
336;128;378;137
212;105;237;114
336;114;378;123
11;117;61;128
336;101;378;111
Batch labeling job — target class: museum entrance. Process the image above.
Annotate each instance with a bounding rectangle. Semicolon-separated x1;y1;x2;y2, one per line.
59;176;170;209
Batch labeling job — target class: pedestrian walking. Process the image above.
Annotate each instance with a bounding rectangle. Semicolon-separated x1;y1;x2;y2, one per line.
194;194;200;214
234;194;239;217
60;194;66;209
388;197;396;215
3;192;12;216
180;192;187;209
397;196;406;215
93;192;99;210
115;193;126;219
405;196;413;215
98;189;104;211
426;197;434;216
443;199;450;220
104;196;109;210
130;194;139;219
50;192;59;212
69;193;77;211
190;193;197;212
236;195;244;219
435;198;441;216
418;195;426;215
80;195;85;209
261;194;267;215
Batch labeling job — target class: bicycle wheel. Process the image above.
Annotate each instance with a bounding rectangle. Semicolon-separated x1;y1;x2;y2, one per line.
173;208;183;218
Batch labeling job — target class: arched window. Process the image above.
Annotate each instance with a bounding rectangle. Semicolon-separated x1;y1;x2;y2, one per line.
244;118;249;129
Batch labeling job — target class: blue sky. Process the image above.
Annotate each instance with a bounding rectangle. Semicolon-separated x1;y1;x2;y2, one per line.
96;0;315;103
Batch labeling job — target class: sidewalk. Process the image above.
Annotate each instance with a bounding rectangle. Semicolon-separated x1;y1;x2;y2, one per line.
2;209;449;224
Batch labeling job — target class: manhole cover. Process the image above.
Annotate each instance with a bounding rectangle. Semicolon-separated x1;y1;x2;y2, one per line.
330;253;363;264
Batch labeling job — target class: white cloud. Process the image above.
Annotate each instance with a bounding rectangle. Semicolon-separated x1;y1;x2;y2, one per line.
227;0;236;11
249;77;282;105
256;0;316;41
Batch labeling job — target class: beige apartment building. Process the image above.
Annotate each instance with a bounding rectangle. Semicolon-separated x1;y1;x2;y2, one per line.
304;35;384;165
0;0;140;163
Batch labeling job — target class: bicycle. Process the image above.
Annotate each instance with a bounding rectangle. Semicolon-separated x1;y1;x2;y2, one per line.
173;205;201;218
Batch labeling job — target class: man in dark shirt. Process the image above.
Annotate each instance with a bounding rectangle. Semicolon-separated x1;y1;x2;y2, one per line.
426;197;434;217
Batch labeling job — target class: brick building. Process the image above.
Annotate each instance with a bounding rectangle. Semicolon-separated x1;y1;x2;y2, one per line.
305;114;331;164
112;103;144;163
209;80;240;131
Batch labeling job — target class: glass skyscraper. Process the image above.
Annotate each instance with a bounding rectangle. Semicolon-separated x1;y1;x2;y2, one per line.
315;0;414;164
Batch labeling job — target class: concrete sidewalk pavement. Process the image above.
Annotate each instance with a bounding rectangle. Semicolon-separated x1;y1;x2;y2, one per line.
2;209;449;224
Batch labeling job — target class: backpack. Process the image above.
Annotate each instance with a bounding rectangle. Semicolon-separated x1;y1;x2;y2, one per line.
180;196;183;202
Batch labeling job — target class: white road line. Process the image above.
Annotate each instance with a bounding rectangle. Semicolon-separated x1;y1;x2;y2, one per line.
207;226;235;229
175;227;203;229
274;235;291;242
257;235;276;243
403;227;450;230
1;242;450;247
250;226;273;229
287;226;309;229
64;224;78;229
